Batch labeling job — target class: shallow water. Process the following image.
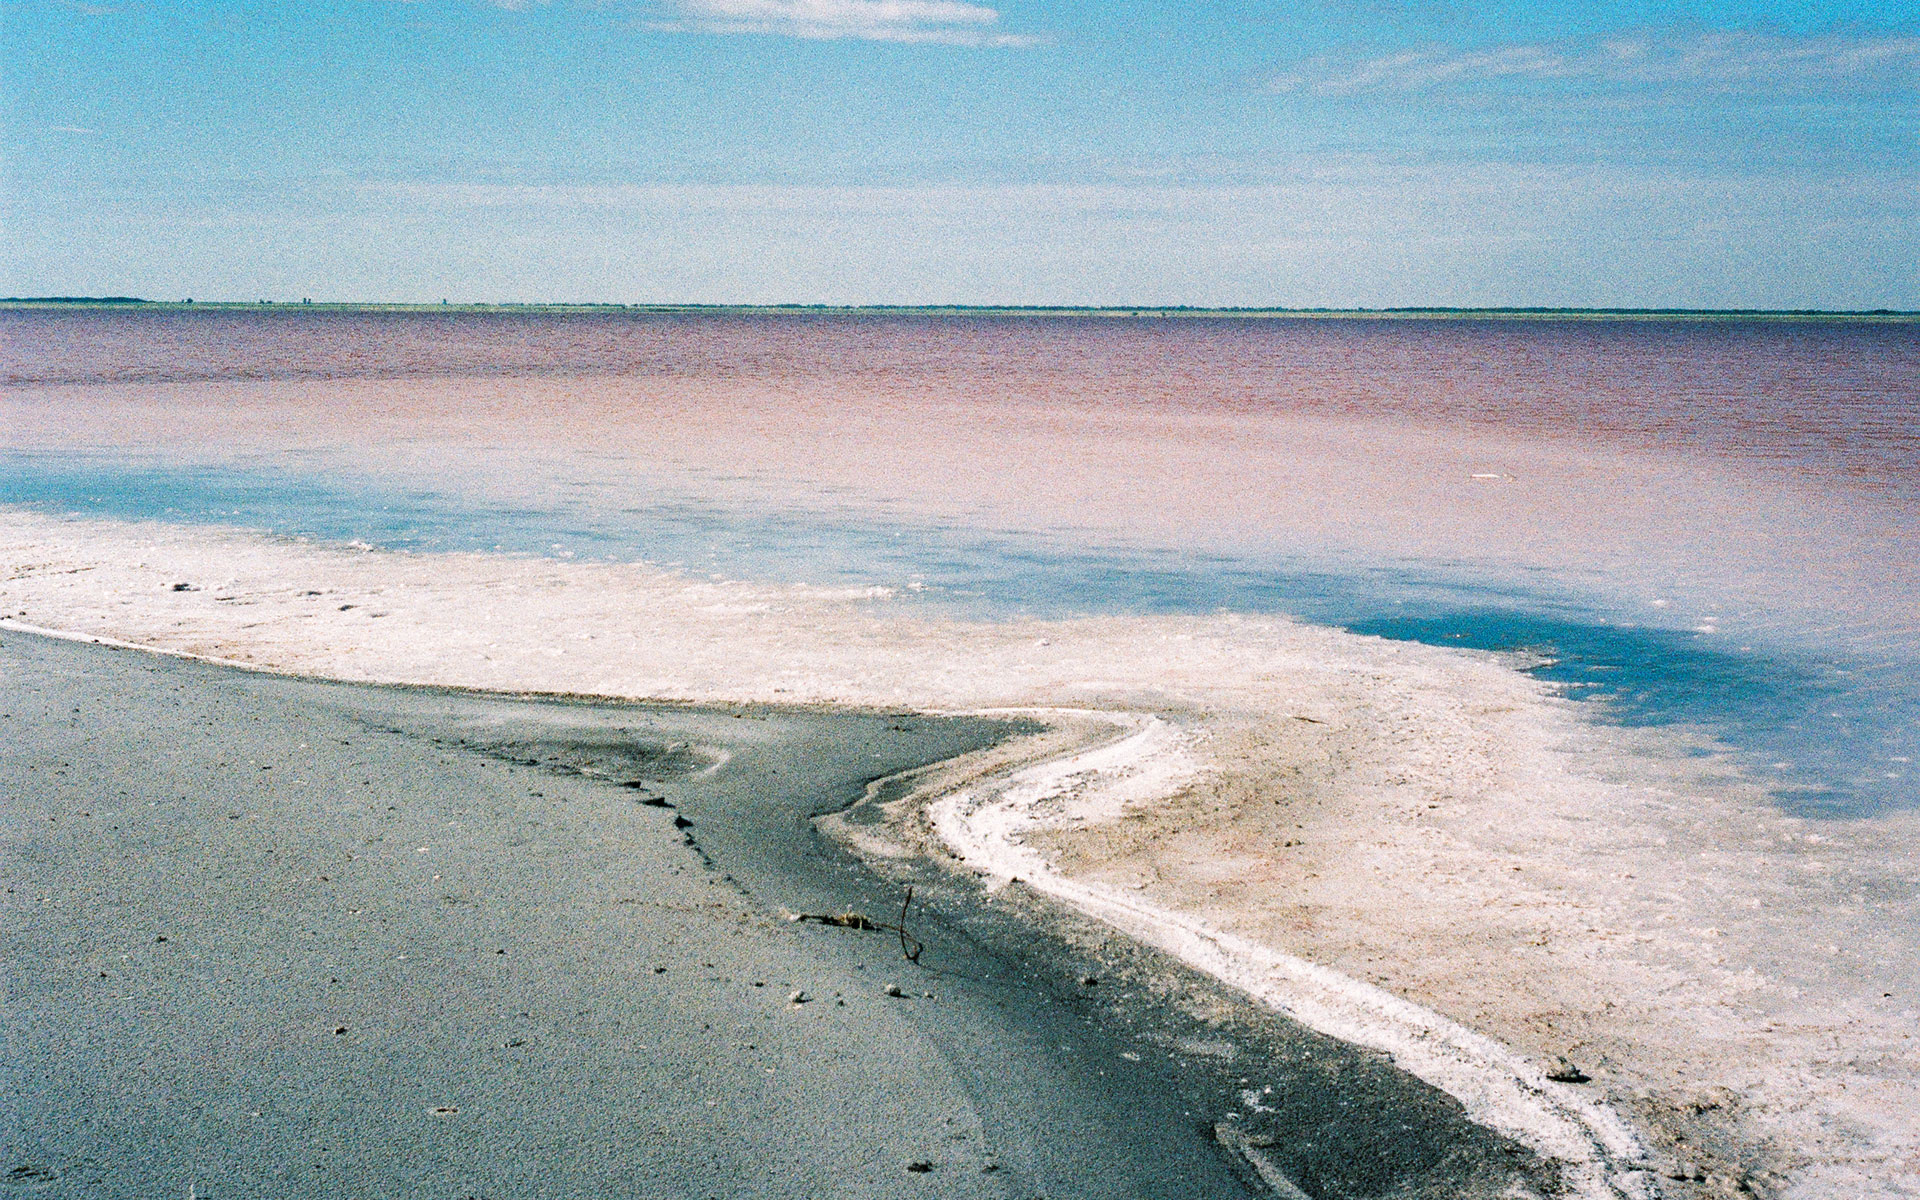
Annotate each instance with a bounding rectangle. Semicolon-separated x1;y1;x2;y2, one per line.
10;310;1920;1192
4;440;1913;817
4;309;1917;818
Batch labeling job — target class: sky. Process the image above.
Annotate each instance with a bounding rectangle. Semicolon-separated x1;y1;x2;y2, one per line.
3;0;1917;307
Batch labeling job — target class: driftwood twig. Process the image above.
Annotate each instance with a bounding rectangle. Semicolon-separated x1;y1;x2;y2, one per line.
790;887;923;964
896;887;923;963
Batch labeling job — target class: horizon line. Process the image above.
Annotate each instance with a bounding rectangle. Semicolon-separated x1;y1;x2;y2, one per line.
5;297;1918;320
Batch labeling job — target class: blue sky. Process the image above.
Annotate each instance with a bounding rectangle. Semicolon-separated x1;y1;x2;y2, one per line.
4;0;1916;306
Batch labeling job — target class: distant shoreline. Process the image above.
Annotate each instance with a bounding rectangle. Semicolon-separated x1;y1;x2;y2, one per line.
5;297;1917;322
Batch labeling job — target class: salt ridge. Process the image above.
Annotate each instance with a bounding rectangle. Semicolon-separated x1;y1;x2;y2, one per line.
931;711;1657;1200
10;513;1916;1196
1;607;1659;1195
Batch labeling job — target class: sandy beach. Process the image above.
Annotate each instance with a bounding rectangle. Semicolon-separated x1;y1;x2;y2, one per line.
8;513;1919;1197
10;0;1917;1191
2;628;1576;1199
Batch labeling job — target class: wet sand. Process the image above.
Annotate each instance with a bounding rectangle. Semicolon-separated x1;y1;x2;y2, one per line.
2;631;1555;1199
15;514;1920;1196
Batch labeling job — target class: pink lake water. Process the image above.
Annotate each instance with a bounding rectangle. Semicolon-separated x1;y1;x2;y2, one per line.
4;308;1918;813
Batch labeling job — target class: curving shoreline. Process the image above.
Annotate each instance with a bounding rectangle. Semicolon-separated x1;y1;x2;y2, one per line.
7;512;1918;1197
927;711;1654;1199
0;630;1236;1197
0;615;1653;1198
5;625;1580;1199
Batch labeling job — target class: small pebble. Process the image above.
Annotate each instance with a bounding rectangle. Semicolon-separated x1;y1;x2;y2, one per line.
906;1161;933;1173
788;990;809;1005
884;983;905;997
1545;1055;1590;1084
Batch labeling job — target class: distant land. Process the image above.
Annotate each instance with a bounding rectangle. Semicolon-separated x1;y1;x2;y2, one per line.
4;297;1916;321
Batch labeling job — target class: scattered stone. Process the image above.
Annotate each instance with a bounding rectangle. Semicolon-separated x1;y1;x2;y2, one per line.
884;983;905;997
1545;1056;1590;1083
334;1026;347;1035
906;1161;933;1173
788;990;809;1005
1078;974;1099;987
170;583;197;592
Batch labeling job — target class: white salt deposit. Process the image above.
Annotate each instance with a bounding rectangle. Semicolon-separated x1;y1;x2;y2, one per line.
4;511;1918;1198
930;713;1654;1199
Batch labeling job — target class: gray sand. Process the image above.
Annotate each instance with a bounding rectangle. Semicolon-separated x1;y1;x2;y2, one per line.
3;632;1551;1198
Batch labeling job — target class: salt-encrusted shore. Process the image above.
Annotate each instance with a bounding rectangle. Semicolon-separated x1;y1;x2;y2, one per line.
7;630;1314;1199
6;511;1919;1198
927;713;1650;1198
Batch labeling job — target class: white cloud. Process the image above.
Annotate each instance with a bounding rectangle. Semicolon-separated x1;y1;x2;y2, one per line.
1600;31;1920;88
649;0;1037;45
1269;31;1920;97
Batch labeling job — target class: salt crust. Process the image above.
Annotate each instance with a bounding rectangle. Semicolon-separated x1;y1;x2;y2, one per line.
4;512;1918;1198
930;712;1650;1199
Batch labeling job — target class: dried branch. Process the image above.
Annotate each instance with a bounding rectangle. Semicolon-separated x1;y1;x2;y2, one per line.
788;886;923;964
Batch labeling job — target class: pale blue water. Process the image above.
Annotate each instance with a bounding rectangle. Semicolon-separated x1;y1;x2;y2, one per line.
7;448;1912;818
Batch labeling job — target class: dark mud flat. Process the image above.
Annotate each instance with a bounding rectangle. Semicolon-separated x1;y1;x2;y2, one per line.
2;631;1553;1199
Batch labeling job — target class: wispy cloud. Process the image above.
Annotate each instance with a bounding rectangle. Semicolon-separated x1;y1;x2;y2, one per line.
47;125;100;135
1269;31;1920;98
648;0;1037;45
